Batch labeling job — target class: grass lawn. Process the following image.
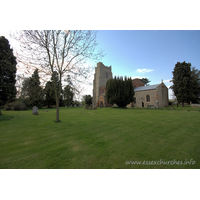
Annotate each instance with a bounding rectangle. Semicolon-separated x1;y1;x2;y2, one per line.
0;106;199;169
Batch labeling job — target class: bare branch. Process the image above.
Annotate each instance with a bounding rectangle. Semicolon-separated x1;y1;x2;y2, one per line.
11;30;104;121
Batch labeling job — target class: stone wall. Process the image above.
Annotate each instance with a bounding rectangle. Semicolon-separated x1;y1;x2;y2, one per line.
99;86;106;95
134;89;157;107
156;82;169;108
92;62;112;107
131;82;168;108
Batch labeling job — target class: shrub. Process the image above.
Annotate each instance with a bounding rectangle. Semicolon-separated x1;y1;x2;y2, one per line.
3;101;27;111
106;76;134;108
3;102;14;110
13;101;27;110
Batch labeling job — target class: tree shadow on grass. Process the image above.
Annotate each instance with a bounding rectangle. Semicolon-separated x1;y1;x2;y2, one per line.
0;114;14;121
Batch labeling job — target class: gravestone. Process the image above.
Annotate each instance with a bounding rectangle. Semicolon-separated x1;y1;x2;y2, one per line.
32;106;38;115
156;101;159;109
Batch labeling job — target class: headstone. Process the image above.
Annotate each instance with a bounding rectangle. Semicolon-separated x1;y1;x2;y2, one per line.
75;105;76;107
32;106;38;115
156;101;159;109
65;105;67;107
171;102;174;109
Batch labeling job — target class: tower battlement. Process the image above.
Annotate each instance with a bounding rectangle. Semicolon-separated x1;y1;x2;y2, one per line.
96;62;111;70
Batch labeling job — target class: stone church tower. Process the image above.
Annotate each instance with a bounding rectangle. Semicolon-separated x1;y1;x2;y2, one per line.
92;62;168;108
92;62;112;107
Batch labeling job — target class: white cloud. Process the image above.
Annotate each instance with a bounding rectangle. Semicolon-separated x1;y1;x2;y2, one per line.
136;69;154;73
163;79;172;84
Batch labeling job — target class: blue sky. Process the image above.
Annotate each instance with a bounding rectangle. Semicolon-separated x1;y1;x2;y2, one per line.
1;30;200;99
87;30;200;98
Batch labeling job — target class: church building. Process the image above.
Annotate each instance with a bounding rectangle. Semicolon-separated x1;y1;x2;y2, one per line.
92;62;169;108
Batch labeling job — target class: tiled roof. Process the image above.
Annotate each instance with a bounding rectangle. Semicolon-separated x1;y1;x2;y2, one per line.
134;84;160;92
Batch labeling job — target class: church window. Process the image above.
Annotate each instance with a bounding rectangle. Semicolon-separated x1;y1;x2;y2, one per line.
106;72;108;78
146;95;150;102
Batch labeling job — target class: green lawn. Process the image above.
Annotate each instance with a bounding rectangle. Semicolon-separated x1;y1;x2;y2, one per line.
0;106;199;169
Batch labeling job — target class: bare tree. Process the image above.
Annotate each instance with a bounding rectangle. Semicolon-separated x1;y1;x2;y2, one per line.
12;30;104;122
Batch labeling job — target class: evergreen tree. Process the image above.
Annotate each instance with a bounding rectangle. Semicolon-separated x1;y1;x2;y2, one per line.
21;77;30;103
85;95;92;105
63;75;74;107
190;67;200;103
63;85;74;107
44;81;56;108
139;78;151;86
29;69;43;107
0;36;17;115
21;69;43;107
106;76;134;108
44;72;64;108
171;61;193;107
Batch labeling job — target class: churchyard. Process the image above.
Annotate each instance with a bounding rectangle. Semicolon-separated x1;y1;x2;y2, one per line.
0;106;199;169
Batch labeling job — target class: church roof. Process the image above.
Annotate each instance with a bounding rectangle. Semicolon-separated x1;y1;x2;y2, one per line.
134;84;160;92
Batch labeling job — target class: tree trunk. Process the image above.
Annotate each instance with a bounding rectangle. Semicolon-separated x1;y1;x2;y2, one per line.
0;109;2;115
56;97;60;122
182;102;185;107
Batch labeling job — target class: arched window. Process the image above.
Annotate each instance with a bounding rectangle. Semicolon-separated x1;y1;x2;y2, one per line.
146;95;150;102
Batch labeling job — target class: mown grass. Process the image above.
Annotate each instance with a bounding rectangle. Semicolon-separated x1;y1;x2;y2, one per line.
0;106;199;169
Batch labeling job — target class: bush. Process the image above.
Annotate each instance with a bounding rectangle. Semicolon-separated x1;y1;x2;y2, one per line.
106;76;134;108
13;101;27;110
3;102;14;110
3;101;27;111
